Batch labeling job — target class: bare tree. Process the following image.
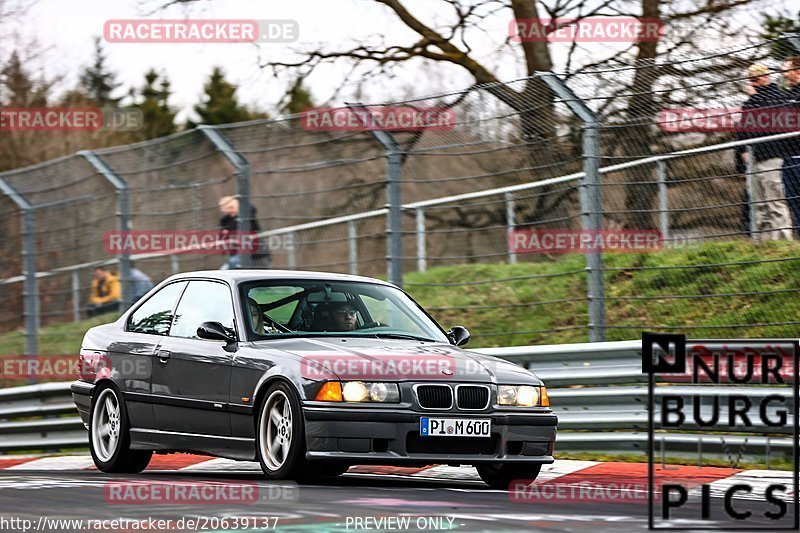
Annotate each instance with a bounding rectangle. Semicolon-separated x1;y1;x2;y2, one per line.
154;0;786;229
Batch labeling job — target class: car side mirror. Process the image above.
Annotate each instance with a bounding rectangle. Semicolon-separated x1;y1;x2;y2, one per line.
197;321;236;342
447;326;470;346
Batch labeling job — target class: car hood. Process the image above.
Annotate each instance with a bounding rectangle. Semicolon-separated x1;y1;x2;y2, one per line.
248;336;541;385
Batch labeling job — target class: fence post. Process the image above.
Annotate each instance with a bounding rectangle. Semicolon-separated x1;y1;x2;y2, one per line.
505;192;517;265
287;232;297;269
785;32;800;52
538;72;606;342
348;103;404;287
746;145;757;238
657;161;669;243
416;209;427;272
348;221;358;275
199;126;253;268
71;270;81;322
80;151;132;310
0;179;38;357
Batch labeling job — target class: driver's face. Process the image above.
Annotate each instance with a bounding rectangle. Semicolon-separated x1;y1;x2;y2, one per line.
332;307;357;331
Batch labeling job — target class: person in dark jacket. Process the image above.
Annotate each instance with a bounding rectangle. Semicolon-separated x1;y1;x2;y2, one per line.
218;196;272;269
734;64;794;240
781;56;800;237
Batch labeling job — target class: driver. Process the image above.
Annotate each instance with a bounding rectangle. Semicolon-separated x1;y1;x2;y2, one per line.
330;302;358;331
248;298;265;335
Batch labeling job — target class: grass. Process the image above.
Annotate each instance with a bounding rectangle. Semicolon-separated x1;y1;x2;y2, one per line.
2;239;800;355
407;239;800;347
0;314;118;357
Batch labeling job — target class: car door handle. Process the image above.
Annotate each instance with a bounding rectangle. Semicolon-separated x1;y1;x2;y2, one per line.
158;350;171;363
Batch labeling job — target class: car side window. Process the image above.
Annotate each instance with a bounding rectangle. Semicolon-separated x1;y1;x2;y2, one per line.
127;281;187;335
170;281;235;339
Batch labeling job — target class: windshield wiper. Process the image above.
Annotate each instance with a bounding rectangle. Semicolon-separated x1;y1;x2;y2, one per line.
369;333;438;343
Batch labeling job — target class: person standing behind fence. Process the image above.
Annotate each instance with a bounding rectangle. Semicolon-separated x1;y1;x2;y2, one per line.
734;64;794;241
781;56;800;237
87;267;121;317
218;196;272;269
129;264;154;302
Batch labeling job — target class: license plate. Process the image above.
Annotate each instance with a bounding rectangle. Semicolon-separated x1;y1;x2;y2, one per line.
419;417;491;438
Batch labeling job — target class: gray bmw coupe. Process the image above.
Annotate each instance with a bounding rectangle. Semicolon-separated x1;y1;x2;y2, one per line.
71;270;557;488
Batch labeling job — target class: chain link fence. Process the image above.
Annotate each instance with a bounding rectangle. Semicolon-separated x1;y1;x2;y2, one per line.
2;36;800;359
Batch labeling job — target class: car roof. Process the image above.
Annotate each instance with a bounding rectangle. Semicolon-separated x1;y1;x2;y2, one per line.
163;269;396;287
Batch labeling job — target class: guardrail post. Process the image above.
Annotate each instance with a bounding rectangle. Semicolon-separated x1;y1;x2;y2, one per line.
697;435;703;467
538;73;606;341
657;161;669;244
416;209;426;272
199;126;253;269
348;221;358;275
0;179;38;358
746;145;757;239
348;103;403;287
80;151;132;311
505;192;517;265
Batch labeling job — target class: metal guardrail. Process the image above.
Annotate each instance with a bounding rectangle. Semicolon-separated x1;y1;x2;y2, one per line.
0;341;793;466
0;382;86;451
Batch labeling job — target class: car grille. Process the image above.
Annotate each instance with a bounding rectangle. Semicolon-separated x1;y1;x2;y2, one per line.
415;385;452;409
406;433;498;455
457;385;490;410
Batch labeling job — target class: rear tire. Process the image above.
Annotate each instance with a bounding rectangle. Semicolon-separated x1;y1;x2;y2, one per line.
89;384;152;473
256;381;307;480
477;463;541;490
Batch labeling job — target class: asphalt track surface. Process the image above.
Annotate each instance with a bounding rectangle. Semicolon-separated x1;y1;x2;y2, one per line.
0;464;795;533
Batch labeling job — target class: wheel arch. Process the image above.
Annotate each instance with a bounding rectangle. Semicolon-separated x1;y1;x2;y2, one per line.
252;375;303;427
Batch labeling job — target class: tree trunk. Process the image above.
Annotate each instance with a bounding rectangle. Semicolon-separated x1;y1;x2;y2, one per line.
619;0;661;229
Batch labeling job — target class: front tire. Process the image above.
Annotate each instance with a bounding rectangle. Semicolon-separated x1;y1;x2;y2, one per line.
256;382;307;480
477;463;541;490
89;384;152;473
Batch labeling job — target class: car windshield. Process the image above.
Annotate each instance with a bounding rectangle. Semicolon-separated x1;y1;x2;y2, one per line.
241;280;449;343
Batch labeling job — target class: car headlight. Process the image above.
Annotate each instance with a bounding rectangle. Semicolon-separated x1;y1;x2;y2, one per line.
316;381;400;403
497;385;548;407
342;381;368;402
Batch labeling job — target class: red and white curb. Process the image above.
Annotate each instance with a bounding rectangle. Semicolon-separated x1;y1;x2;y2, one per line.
0;454;789;494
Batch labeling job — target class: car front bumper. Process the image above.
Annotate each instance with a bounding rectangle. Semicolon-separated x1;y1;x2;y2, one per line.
302;405;557;465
